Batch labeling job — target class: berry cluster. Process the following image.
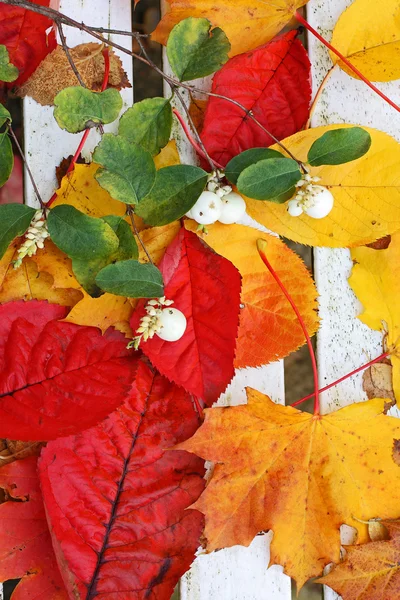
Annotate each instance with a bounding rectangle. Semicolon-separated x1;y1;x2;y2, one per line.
129;297;187;350
13;209;50;269
287;174;334;219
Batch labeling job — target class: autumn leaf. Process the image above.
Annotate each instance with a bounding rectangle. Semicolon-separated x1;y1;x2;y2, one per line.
200;30;311;167
349;232;400;404
178;391;400;588
0;300;138;441
318;521;400;599
154;139;181;169
0;0;57;87
18;43;131;105
130;228;241;405
153;0;307;57
331;0;400;82
64;293;133;334
186;222;319;368
0;456;67;600
39;361;205;600
245;125;400;247
138;221;181;264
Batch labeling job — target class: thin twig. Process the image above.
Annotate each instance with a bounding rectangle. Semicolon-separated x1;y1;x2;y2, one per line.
8;127;45;208
57;22;86;87
127;207;154;266
305;66;336;130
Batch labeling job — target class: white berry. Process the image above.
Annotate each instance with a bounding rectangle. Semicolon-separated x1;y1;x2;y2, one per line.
218;192;247;224
156;308;187;342
190;191;222;225
287;199;304;217
303;186;334;219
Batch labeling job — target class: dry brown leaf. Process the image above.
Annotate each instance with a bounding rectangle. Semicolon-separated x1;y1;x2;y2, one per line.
0;440;44;467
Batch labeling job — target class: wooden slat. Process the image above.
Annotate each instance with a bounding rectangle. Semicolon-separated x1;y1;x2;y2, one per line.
307;0;400;599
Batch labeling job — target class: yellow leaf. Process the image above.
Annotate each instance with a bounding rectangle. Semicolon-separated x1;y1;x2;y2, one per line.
245;125;400;248
178;392;400;588
139;222;181;264
153;0;307;57
154;139;180;169
63;293;133;334
31;241;82;291
331;0;400;82
186;221;319;367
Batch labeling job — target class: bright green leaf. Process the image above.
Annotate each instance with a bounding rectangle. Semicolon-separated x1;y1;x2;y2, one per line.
0;133;13;188
102;215;139;261
0;204;36;259
0;45;18;83
53;87;122;133
237;158;301;202
119;98;173;156
225;148;285;185
0;104;11;128
135;164;208;226
167;17;230;82
93;134;156;205
95;259;164;298
307;127;372;166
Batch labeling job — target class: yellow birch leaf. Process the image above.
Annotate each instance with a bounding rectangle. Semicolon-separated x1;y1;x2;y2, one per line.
139;222;181;264
245;125;400;248
178;392;400;588
349;233;400;404
31;241;82;291
331;0;400;82
153;0;308;57
185;221;319;368
154;139;180;169
63;293;133;334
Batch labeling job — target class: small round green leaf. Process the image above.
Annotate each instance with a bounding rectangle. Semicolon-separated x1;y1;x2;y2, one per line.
95;260;164;298
48;205;119;261
0;103;11;128
135;164;208;226
119;98;173;156
93;134;156;205
307;127;372;166
167;17;231;82
237;158;301;202
225;148;285;185
0;133;13;188
54;87;123;133
0;45;18;83
0;204;36;259
102;215;139;261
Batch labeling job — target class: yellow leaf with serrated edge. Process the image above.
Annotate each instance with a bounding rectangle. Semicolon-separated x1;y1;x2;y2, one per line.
178;392;400;588
349;232;400;404
245;125;400;248
153;0;307;57
331;0;400;82
185;221;319;368
63;293;133;334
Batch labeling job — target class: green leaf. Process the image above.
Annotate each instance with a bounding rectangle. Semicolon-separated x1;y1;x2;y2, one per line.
54;87;122;133
48;205;119;261
119;98;173;156
0;45;18;83
95;260;164;298
237;158;301;202
135;164;208;226
93;134;156;205
225;148;285;185
0;204;36;259
167;17;230;82
0;132;13;188
0;104;11;128
102;215;139;261
307;127;372;166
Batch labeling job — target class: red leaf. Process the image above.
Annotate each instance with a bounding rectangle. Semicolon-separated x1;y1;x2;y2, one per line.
0;456;67;599
0;300;138;441
200;30;312;167
0;0;57;87
130;229;242;405
39;361;205;600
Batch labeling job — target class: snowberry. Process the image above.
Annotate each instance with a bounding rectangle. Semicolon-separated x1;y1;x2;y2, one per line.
218;192;247;224
287;199;304;217
156;308;187;342
303;186;334;219
190;191;222;225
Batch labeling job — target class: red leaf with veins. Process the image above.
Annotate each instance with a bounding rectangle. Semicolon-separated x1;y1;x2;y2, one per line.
130;228;242;405
0;0;57;87
0;456;67;600
200;30;311;167
39;361;205;600
0;300;138;441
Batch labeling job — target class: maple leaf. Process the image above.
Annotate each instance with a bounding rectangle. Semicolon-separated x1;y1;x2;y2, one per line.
177;390;400;588
130;228;242;405
331;0;400;82
186;222;319;368
39;361;205;600
200;30;311;167
0;456;67;599
153;0;308;57
318;521;400;599
349;232;400;404
0;0;57;87
0;300;139;441
245;125;400;247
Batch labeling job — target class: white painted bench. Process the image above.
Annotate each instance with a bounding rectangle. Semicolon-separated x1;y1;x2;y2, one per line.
3;0;398;599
